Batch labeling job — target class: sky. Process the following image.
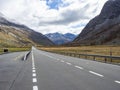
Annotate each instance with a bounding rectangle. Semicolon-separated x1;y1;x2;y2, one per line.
0;0;108;35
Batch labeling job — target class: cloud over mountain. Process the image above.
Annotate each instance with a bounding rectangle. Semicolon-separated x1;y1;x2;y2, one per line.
0;0;108;34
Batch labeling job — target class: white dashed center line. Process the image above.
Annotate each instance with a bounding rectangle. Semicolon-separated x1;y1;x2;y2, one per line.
33;78;37;83
33;70;36;73
75;66;83;70
89;71;104;77
32;67;36;70
66;62;72;65
33;73;36;77
115;80;120;84
33;86;38;90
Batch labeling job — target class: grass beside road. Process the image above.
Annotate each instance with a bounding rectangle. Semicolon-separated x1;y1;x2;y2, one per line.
39;45;120;56
0;47;31;54
38;45;120;63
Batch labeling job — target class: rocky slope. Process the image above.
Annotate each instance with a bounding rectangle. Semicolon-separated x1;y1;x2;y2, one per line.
0;14;54;47
45;32;76;45
73;0;120;45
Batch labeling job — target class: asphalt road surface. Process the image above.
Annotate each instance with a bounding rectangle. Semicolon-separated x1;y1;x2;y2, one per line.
0;47;120;90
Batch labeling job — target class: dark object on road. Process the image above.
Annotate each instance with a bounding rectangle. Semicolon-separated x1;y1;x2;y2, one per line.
3;48;8;52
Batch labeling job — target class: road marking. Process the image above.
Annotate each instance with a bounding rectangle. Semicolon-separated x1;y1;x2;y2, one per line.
32;51;34;62
33;78;37;83
66;62;72;65
115;80;120;84
75;66;83;70
44;54;54;59
33;73;36;77
89;71;104;77
32;63;35;65
39;53;59;60
61;60;64;62
32;66;35;69
32;67;36;70
33;86;38;90
32;50;39;90
32;51;36;68
14;54;23;61
32;69;35;72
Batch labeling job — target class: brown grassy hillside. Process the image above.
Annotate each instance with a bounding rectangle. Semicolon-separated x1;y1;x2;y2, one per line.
0;25;36;47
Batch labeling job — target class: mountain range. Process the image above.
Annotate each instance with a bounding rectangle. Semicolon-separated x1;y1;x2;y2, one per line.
1;0;120;47
0;13;54;47
72;0;120;45
45;33;77;45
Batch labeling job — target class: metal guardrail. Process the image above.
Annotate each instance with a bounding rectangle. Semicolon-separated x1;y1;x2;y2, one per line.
52;51;120;63
23;51;31;61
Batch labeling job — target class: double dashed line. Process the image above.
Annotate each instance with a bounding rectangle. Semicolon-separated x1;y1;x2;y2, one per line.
32;51;38;90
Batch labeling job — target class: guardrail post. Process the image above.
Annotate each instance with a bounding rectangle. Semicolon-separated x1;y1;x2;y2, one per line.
65;53;67;55
85;55;87;59
69;53;70;56
110;57;112;62
69;53;71;56
93;56;95;61
105;57;107;63
74;53;75;57
67;53;68;56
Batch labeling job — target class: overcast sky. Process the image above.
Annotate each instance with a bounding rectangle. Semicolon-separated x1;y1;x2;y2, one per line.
0;0;108;34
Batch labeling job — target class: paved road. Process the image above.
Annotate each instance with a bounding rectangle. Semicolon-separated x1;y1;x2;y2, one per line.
0;47;120;90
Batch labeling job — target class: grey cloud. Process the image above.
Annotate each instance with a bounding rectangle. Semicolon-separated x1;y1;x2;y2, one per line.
47;10;82;25
38;5;90;26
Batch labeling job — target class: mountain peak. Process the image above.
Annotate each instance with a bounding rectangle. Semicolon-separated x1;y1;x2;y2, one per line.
73;0;120;45
100;0;120;19
45;33;77;45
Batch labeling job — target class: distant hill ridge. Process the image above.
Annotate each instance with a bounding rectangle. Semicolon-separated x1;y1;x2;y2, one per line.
0;13;54;47
73;0;120;45
45;32;77;45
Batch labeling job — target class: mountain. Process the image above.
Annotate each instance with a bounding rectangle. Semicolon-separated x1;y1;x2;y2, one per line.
0;13;54;47
45;32;77;45
73;0;120;45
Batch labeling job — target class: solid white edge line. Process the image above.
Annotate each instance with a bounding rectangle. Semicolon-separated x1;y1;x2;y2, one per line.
89;71;104;77
32;51;34;61
115;80;120;84
33;78;37;83
75;66;83;70
32;66;35;68
32;50;38;90
33;86;38;90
